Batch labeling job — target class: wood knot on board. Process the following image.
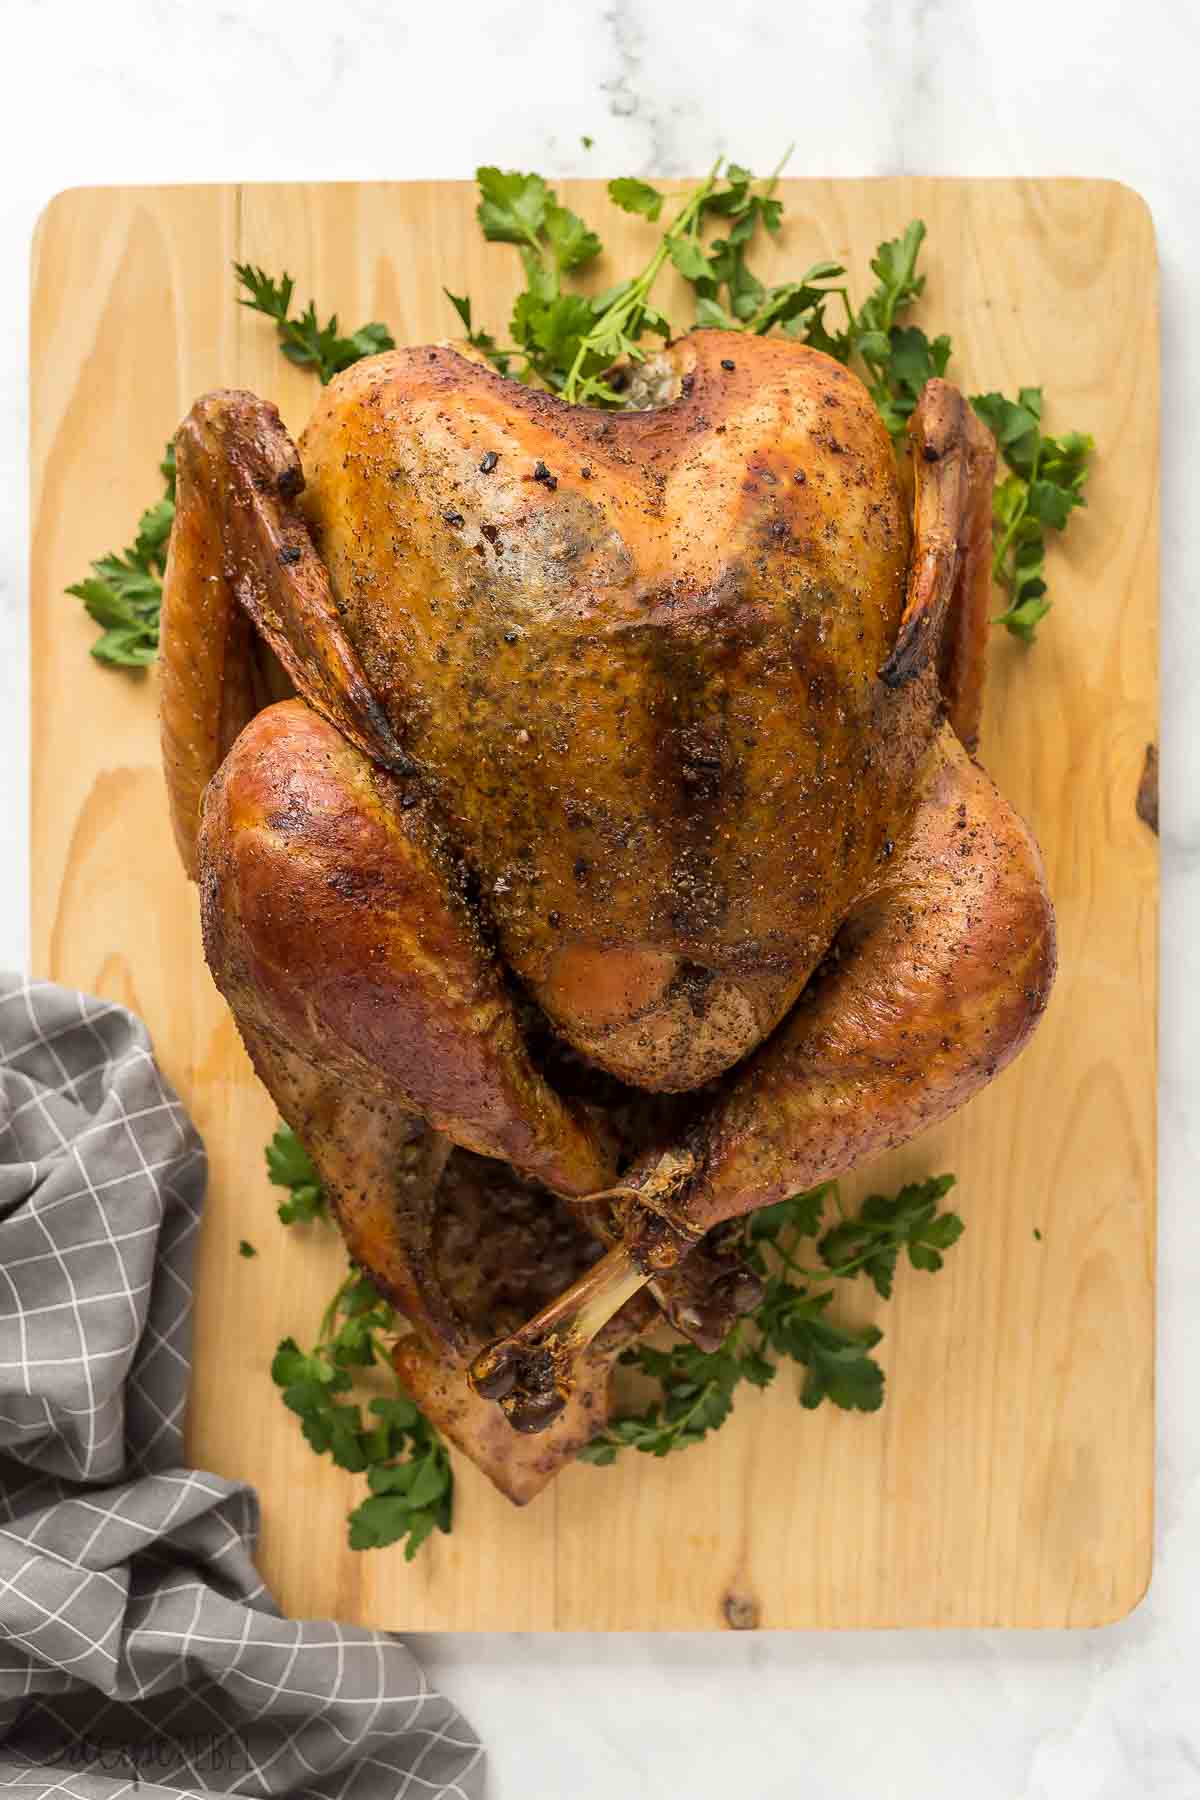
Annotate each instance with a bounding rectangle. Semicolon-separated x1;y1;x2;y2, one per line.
1136;742;1159;835
723;1590;760;1630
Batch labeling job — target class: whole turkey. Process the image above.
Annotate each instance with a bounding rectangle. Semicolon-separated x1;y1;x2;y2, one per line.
160;329;1055;1501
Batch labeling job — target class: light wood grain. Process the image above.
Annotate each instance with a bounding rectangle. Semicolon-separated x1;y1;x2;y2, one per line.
29;179;1158;1629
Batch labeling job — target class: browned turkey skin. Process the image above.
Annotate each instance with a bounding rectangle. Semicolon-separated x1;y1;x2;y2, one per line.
161;330;1055;1489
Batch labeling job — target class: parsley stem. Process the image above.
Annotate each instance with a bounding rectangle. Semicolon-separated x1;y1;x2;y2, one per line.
767;1237;810;1278
761;142;795;199
767;1231;895;1287
562;159;724;404
318;1273;356;1345
597;1371;723;1453
991;443;1041;588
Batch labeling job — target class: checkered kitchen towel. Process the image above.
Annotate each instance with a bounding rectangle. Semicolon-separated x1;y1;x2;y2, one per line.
0;975;483;1800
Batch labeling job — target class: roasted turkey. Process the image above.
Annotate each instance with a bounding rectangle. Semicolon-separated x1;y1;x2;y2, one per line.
160;329;1055;1502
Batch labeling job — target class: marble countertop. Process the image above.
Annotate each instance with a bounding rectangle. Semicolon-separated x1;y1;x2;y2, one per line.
3;1;1197;1793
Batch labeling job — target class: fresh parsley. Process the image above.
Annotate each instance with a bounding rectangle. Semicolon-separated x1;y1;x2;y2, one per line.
659;150;846;342
234;265;395;385
577;1330;775;1464
465;168;608;394
272;1271;452;1558
265;1128;452;1556
580;1172;963;1463
969;388;1094;641
559;169;722;403
451;163;1090;640
809;220;954;442
814;1172;963;1296
608;177;664;222
266;1122;328;1224
66;442;176;667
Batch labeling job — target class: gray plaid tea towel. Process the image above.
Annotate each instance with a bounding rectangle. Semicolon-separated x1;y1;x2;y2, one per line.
0;974;483;1800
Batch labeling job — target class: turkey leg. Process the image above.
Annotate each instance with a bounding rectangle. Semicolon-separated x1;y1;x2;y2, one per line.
472;724;1056;1423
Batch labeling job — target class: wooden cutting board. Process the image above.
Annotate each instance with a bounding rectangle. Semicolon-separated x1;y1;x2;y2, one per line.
29;179;1158;1630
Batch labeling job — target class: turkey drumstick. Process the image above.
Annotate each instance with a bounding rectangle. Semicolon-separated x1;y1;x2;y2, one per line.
470;723;1055;1425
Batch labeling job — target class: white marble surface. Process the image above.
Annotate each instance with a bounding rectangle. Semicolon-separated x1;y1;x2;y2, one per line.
2;1;1197;1794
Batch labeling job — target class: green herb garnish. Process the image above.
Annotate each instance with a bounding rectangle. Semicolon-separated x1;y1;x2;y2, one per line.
810;220;954;442
266;1122;328;1224
66;442;176;667
576;1330;776;1463
234;265;395;385
662;150;845;341
272;1271;452;1558
969;388;1094;641
262;1117;960;1521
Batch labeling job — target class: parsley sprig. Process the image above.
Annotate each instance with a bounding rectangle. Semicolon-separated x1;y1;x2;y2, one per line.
969;389;1094;642
579;1173;963;1463
456;155;838;404
234;265;395;385
66;442;176;667
560;164;723;403
577;1330;776;1463
445;166;604;393
268;1128;452;1556
265;1122;328;1224
822;220;953;441
272;1270;453;1558
657;152;845;342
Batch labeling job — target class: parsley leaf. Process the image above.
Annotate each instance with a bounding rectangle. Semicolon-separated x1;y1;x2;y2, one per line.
475;171;600;279
756;1284;885;1412
803;219;942;440
816;1174;962;1298
235;264;395;385
475;168;553;249
577;1329;775;1463
266;1122;328;1224
239;1240;257;1259
544;203;603;274
970;389;1094;642
609;177;665;222
66;443;177;668
452;168;606;391
746;1181;835;1245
